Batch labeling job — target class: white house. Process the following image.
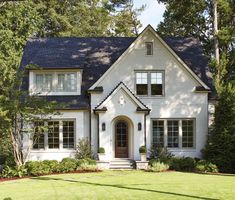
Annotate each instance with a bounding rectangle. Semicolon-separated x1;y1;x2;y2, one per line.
20;25;216;166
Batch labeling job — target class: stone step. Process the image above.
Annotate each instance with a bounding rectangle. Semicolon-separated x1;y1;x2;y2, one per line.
109;159;134;169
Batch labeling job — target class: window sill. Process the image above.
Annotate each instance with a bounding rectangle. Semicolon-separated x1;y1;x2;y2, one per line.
138;96;164;99
30;91;80;96
167;148;196;152
30;149;76;153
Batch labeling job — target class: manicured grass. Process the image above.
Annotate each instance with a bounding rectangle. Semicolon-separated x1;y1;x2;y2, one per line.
0;171;235;200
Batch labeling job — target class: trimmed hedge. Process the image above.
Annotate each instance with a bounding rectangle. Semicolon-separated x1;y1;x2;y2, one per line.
0;158;98;178
170;157;196;172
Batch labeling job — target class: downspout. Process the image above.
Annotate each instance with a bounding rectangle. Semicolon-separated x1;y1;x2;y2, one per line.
93;111;99;152
89;94;92;148
144;110;150;147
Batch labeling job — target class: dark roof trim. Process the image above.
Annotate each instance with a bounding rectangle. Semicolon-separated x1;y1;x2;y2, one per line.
88;86;104;93
194;86;211;92
93;107;107;114
136;107;151;114
95;82;149;110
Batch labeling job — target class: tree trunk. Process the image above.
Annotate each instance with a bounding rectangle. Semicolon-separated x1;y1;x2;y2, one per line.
213;0;219;65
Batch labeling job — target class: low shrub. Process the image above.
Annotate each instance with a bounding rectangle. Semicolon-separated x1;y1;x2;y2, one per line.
170;157;196;172
195;160;218;173
1;165;27;178
148;161;169;172
76;138;94;159
149;147;173;164
59;158;78;172
139;146;147;154
26;161;49;176
98;147;105;154
79;163;98;171
77;158;96;166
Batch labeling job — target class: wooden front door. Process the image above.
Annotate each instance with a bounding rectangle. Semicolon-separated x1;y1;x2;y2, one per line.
115;121;128;158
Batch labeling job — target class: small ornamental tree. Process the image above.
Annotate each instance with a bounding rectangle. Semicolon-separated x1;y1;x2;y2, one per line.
0;71;58;167
203;84;235;173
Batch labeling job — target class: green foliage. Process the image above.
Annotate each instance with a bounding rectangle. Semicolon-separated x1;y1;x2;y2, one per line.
195;160;218;173
77;158;97;167
203;84;235;173
149;146;173;164
59;158;78;173
1;165;27;178
139;146;147;153
98;147;105;154
75;138;94;159
170;157;196;172
148;161;169;172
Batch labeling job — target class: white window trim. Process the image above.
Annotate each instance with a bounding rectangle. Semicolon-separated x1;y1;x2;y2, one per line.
151;118;196;150
31;119;76;152
135;70;165;97
145;42;153;56
29;70;81;96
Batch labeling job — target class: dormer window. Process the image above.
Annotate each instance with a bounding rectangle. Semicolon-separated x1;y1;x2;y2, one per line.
145;42;153;55
30;70;81;96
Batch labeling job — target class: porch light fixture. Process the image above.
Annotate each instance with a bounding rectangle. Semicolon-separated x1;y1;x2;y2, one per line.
138;122;142;131
102;122;106;131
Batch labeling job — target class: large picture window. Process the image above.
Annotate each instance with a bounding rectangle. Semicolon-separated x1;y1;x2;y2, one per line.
136;71;164;96
152;119;195;149
33;120;75;150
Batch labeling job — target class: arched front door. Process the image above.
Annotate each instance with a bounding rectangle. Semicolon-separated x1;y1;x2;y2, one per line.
115;121;128;158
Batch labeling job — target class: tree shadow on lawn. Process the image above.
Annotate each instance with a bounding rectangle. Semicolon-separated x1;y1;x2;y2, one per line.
31;177;218;200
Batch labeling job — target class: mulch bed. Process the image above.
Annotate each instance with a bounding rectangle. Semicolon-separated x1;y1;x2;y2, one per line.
0;169;102;183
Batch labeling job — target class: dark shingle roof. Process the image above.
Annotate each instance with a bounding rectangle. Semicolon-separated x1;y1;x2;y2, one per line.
20;36;216;109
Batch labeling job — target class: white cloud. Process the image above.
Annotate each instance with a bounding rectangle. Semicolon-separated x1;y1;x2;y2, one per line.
133;0;166;31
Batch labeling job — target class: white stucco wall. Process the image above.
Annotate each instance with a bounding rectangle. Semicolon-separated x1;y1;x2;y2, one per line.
90;29;209;159
27;110;89;161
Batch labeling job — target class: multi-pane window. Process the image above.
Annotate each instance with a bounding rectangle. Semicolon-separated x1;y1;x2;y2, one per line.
182;120;194;147
57;73;77;92
151;72;163;95
152;120;164;147
48;121;60;149
35;72;78;93
136;71;164;96
63;121;75;149
136;72;148;95
35;74;53;92
152;119;195;149
145;42;153;55
33;121;45;149
167;120;179;148
32;120;75;150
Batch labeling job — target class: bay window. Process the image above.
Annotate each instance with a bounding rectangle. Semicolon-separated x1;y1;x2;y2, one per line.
152;119;195;149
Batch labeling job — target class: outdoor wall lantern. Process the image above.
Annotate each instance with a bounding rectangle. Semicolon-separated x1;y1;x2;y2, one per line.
138;122;142;131
102;122;106;131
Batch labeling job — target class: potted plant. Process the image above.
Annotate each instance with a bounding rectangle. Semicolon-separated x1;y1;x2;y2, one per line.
139;145;147;161
98;147;105;161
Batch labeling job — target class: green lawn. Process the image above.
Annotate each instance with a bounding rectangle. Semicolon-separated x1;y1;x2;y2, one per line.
0;171;235;200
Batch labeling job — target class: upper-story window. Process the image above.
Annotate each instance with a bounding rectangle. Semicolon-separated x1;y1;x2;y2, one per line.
30;70;81;95
145;42;153;55
136;71;164;96
57;73;77;92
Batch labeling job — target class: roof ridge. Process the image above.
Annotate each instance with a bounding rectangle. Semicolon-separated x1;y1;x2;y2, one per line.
95;82;149;110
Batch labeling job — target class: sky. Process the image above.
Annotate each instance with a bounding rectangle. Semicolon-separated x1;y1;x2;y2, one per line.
133;0;166;31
